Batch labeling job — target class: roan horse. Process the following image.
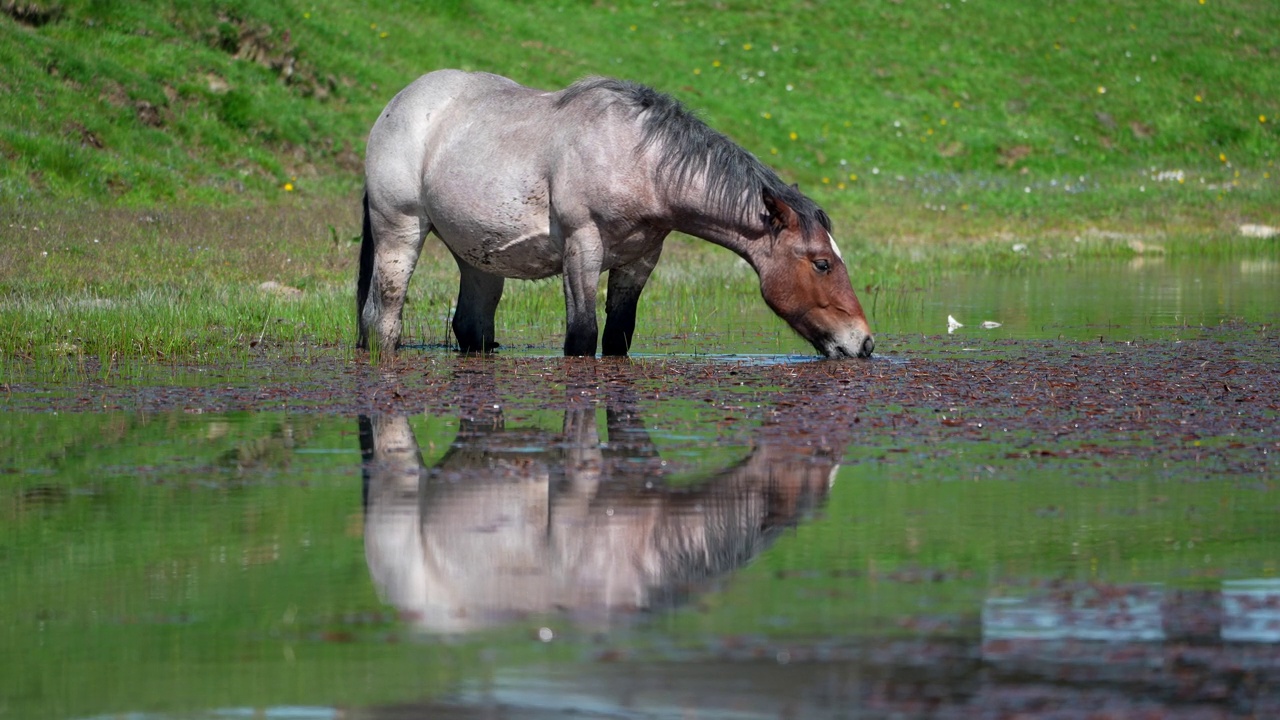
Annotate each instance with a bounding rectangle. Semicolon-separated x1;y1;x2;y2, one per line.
357;70;874;358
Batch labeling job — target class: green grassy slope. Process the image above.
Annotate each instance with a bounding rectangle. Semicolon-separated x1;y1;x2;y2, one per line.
2;0;1276;226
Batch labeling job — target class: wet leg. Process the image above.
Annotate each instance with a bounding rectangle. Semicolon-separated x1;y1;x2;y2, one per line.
561;228;604;357
362;208;427;352
452;256;505;353
602;240;664;357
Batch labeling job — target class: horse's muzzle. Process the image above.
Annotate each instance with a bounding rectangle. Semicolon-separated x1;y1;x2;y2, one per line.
822;332;874;359
858;334;875;358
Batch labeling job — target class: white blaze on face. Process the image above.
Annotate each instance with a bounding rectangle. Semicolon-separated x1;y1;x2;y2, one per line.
827;232;844;263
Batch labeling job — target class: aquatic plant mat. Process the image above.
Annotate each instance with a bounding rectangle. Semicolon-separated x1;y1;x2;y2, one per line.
5;329;1275;451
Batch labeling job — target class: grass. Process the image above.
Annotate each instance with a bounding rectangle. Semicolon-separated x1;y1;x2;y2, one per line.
1;0;1278;362
2;0;1277;207
1;195;1277;365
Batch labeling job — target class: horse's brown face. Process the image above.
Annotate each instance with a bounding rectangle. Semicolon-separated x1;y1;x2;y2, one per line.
757;192;874;359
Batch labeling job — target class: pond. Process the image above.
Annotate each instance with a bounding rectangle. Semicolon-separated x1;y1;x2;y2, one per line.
889;255;1280;341
2;257;1278;719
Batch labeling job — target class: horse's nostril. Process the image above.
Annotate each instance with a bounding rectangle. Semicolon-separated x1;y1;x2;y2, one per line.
859;335;875;358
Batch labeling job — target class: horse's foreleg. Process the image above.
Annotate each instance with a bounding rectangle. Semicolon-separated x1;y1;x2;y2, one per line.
602;241;664;357
561;228;605;357
452;257;505;353
362;209;426;353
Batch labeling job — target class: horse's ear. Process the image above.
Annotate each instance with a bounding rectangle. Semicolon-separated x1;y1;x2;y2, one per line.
762;188;798;235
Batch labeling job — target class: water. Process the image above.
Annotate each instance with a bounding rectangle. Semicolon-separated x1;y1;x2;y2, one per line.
881;256;1280;340
3;258;1279;719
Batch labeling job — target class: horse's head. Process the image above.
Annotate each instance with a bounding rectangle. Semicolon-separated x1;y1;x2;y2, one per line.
755;189;874;359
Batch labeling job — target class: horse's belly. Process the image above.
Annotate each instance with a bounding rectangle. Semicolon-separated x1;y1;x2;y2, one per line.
438;226;563;280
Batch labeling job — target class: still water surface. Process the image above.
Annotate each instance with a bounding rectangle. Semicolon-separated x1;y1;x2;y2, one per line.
2;258;1278;719
886;256;1279;341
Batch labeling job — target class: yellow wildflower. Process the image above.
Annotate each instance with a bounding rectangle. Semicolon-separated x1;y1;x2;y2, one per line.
283;183;294;192
743;43;752;51
789;131;798;141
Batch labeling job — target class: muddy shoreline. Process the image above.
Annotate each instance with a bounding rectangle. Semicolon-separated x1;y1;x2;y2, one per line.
7;328;1277;476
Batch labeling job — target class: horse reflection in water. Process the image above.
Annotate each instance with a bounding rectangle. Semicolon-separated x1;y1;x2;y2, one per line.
359;407;838;632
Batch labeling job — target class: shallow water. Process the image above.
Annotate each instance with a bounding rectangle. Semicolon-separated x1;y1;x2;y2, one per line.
884;256;1280;341
3;258;1279;719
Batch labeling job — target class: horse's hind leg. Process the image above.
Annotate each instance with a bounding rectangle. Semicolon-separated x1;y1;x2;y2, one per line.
601;241;664;356
361;206;427;352
451;256;505;353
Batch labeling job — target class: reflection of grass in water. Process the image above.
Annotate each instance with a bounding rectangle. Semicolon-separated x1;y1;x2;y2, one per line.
3;397;1276;715
0;413;399;717
670;449;1279;641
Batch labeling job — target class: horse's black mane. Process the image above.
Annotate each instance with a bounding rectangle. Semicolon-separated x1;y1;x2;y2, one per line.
555;77;831;235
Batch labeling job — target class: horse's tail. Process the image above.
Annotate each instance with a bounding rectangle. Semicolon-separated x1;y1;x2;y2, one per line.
356;189;374;349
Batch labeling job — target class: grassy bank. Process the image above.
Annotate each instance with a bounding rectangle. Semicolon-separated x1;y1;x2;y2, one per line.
3;0;1276;211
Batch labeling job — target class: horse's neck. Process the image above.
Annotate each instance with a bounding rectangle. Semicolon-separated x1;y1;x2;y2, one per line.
665;183;766;266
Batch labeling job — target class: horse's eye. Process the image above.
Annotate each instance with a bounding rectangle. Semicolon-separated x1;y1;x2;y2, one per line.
813;259;831;273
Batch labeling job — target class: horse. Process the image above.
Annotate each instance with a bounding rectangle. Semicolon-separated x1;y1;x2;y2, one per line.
357;70;874;358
